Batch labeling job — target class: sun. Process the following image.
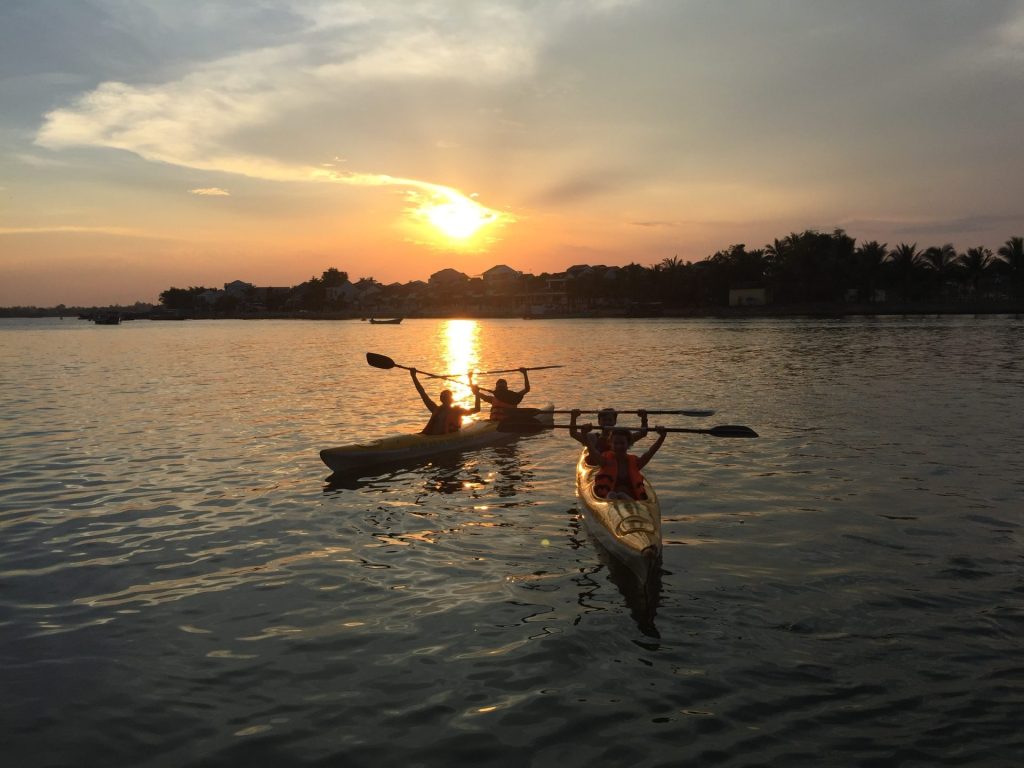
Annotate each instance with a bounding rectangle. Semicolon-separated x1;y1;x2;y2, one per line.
408;186;512;247
425;196;494;240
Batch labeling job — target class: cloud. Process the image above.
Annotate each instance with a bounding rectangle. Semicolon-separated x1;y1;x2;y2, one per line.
189;187;230;196
0;225;145;236
29;1;590;232
33;3;547;176
631;220;680;228
990;2;1024;60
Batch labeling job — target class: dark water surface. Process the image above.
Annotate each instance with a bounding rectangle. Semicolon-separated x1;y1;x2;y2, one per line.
1;316;1022;767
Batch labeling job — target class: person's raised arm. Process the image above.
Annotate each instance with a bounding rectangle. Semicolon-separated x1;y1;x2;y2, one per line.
410;368;437;412
569;409;587;445
631;408;649;446
466;385;482;415
518;367;531;396
569;409;593;444
637;427;667;470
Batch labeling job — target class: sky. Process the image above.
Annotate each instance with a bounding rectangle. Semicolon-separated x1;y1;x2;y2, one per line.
2;0;1024;306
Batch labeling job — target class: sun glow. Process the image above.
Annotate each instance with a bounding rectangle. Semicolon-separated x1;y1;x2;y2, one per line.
425;197;493;239
409;186;512;248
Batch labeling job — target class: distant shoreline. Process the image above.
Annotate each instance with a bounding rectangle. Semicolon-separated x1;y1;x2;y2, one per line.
3;301;1023;321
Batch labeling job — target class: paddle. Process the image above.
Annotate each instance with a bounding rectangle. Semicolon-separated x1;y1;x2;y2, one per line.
549;408;716;418
468;365;564;375
497;422;759;438
366;352;495;393
511;407;715;419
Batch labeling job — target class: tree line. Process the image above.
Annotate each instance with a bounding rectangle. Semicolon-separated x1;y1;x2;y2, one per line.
156;231;1024;314
586;231;1023;309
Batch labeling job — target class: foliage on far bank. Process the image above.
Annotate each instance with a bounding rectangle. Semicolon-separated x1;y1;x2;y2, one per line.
4;233;1022;316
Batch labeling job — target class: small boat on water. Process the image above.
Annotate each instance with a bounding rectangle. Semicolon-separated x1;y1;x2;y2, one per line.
93;312;121;325
575;449;662;583
320;405;554;473
369;318;403;325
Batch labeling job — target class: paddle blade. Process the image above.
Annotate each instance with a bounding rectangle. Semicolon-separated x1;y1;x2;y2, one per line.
707;425;759;438
366;352;396;370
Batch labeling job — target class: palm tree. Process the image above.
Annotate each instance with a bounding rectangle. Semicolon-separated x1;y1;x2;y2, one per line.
854;240;888;303
921;243;958;300
656;256;689;305
886;242;923;302
956;247;994;298
997;236;1024;298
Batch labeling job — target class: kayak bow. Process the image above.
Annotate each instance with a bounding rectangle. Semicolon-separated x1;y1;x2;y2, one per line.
575;448;662;583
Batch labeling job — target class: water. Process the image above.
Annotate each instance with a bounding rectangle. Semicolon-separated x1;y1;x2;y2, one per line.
1;316;1022;767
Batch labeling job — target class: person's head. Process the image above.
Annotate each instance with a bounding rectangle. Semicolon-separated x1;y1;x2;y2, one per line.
439;389;453;405
610;428;631;454
494;378;509;392
597;408;617;428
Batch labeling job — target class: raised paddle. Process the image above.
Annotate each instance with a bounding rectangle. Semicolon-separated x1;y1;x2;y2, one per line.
469;365;564;375
548;408;716;418
497;422;759;438
366;352;496;394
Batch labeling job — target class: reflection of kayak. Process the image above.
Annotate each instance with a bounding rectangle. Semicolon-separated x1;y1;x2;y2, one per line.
320;405;553;473
575;449;662;582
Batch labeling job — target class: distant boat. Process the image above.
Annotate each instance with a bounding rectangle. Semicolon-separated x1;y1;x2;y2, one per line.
93;312;121;325
369;318;403;325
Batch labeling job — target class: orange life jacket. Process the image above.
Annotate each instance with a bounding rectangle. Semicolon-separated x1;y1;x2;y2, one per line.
423;405;463;435
594;452;647;500
487;395;520;421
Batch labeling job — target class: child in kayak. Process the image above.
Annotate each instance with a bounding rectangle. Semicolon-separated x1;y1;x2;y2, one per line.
586;426;667;501
479;368;530;420
410;369;481;435
569;408;648;453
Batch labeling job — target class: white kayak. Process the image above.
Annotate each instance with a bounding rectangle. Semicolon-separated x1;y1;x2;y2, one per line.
575;448;662;582
320;405;553;474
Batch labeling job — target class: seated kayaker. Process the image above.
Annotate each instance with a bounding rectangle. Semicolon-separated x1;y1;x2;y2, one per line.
479;368;530;420
569;408;648;452
586;426;667;501
410;368;481;435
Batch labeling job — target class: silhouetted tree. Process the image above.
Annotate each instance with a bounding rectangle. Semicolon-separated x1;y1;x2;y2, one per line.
921;243;958;299
956;246;995;298
159;286;210;311
854;240;888;302
766;229;852;304
886;243;924;302
997;236;1024;298
654;256;692;305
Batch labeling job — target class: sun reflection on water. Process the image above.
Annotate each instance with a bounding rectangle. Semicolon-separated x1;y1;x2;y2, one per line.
442;320;481;407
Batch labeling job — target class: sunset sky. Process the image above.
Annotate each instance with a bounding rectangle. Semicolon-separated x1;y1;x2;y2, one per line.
3;0;1024;305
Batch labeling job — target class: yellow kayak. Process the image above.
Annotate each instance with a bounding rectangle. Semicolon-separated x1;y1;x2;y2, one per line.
320;405;553;473
575;449;662;581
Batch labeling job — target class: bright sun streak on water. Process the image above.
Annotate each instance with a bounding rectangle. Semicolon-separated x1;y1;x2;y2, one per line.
442;320;480;408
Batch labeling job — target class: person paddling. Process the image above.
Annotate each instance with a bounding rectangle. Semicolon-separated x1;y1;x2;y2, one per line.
569;408;648;452
586;426;667;500
479;368;530;421
410;368;480;435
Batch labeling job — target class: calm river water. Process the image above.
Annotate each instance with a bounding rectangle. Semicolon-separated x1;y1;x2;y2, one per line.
1;316;1022;767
